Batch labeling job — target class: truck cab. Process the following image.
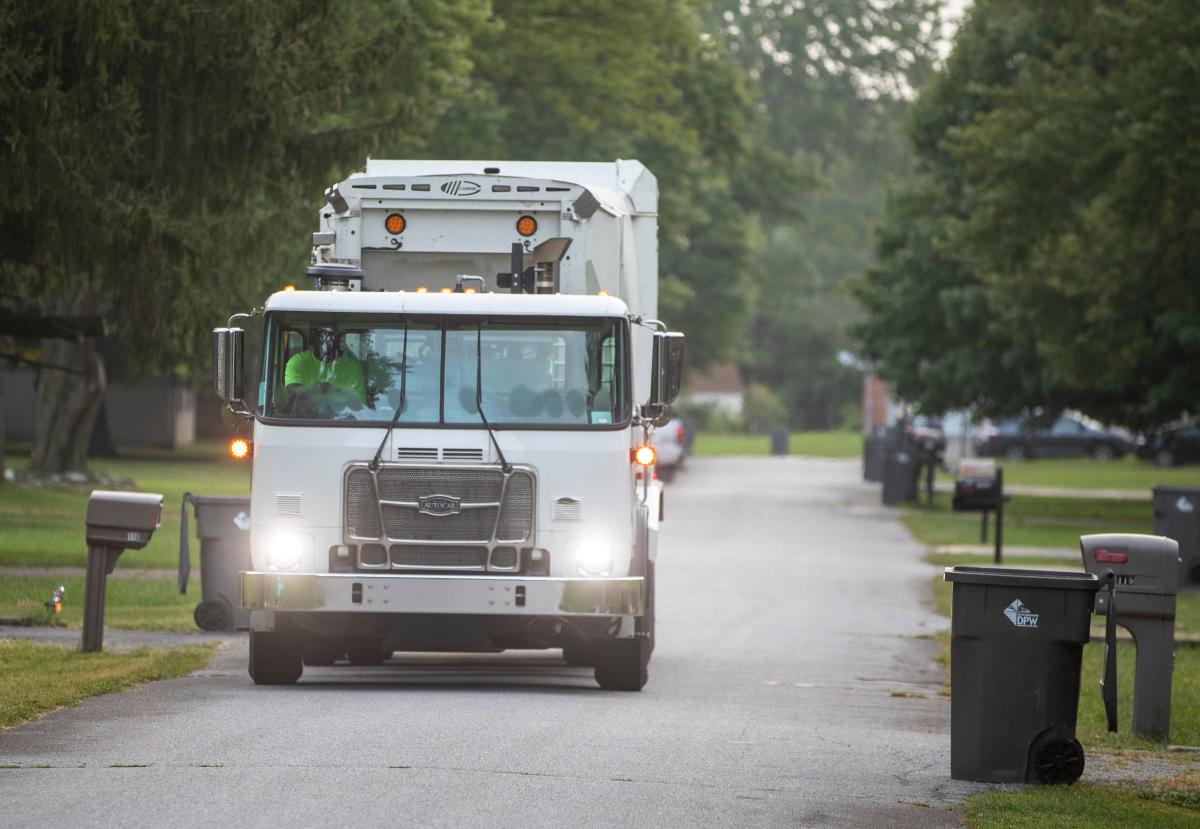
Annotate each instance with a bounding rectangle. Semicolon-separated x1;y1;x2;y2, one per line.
213;160;682;691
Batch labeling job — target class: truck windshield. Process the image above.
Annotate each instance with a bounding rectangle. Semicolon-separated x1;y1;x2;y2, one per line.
261;313;627;427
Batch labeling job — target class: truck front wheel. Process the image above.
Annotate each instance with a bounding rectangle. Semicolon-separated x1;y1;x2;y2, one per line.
249;628;303;685
594;637;650;691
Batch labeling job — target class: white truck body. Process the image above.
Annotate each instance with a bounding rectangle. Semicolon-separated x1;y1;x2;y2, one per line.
231;160;672;689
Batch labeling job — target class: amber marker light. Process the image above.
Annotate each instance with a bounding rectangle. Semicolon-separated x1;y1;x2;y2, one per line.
283;283;297;292
416;286;429;294
440;287;452;294
228;437;252;460
516;215;538;236
633;445;656;466
384;213;406;234
464;287;477;294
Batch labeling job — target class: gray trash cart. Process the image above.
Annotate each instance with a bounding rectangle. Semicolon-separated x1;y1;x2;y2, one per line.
179;493;252;632
944;566;1116;784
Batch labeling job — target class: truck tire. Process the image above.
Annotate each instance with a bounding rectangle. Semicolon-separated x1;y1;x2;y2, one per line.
594;637;650;691
249;628;302;685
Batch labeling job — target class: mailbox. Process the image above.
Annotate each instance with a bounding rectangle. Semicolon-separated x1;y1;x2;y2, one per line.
953;459;1002;512
1080;533;1179;741
86;491;163;550
83;491;163;652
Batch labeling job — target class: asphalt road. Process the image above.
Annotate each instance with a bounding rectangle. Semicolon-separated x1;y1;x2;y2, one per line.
0;457;982;827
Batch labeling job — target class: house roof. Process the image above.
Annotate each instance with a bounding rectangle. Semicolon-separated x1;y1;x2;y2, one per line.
687;362;744;394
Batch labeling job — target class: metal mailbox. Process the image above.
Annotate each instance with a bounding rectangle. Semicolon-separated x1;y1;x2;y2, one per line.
1080;533;1179;741
953;459;1002;512
83;491;164;652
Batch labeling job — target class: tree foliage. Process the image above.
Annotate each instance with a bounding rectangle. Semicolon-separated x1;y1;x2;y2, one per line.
857;0;1200;427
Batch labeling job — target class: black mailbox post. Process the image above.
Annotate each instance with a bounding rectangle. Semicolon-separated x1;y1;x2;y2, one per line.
83;491;163;652
953;459;1006;563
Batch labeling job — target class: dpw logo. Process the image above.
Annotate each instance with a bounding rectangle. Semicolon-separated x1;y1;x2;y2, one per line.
1003;599;1040;629
440;180;481;196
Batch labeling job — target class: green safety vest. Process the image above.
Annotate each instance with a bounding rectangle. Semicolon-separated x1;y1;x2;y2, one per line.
284;351;367;405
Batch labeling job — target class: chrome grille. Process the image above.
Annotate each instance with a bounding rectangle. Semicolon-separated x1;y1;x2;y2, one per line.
345;463;535;571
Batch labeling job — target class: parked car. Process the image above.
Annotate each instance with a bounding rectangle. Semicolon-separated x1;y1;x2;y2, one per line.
976;415;1130;460
1136;422;1200;467
652;418;688;481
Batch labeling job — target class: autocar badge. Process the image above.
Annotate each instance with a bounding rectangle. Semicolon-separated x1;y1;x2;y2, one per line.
418;494;462;517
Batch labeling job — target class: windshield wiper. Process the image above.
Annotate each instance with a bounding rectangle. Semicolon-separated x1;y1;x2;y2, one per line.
368;320;408;472
477;324;511;474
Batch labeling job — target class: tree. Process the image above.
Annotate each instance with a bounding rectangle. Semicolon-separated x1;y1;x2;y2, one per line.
856;0;1200;427
714;0;943;427
0;0;489;474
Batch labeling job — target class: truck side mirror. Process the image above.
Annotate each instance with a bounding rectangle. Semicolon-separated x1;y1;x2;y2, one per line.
650;331;685;406
212;327;245;402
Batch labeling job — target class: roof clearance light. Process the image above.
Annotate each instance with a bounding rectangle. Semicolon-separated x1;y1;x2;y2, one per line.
516;215;537;237
597;290;609;297
283;283;297;292
633;445;656;466
416;286;428;294
440;287;452;294
464;287;477;294
385;213;406;234
228;437;252;460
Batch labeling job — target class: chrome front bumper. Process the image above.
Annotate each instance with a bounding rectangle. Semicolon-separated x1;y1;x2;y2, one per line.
241;571;643;617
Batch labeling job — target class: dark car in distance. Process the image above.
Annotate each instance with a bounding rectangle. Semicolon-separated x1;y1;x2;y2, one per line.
1136;422;1200;468
976;415;1130;460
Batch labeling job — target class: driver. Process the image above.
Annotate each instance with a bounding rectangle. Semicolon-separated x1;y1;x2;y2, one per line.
284;327;367;414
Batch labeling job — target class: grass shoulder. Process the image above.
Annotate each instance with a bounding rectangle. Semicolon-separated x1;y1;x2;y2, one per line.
0;576;199;632
0;639;214;731
692;430;862;458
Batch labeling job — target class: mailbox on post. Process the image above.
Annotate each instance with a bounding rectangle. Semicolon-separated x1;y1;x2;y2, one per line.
1080;533;1179;741
83;491;163;652
953;460;1007;563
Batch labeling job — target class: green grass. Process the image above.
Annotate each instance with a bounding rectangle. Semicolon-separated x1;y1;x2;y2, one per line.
1;441;248;568
0;576;200;631
903;495;1152;550
940;456;1200;492
0;639;213;731
964;781;1200;828
692;430;862;458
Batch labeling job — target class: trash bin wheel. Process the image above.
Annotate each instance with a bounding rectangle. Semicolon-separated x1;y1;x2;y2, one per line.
249;628;302;685
1031;736;1085;785
194;599;231;632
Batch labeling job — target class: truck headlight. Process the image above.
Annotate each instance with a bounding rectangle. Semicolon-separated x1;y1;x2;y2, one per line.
576;540;613;577
267;532;305;572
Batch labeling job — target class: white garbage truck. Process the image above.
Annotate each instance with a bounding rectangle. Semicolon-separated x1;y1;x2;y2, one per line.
212;159;684;691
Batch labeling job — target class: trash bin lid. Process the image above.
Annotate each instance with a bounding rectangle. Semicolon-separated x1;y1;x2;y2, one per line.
944;566;1099;591
1151;485;1200;496
188;495;251;505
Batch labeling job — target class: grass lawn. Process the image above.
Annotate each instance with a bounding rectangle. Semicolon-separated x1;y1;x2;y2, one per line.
0;639;213;731
0;441;248;569
903;495;1152;550
0;576;200;632
692;430;862;458
964;780;1200;828
939;456;1200;492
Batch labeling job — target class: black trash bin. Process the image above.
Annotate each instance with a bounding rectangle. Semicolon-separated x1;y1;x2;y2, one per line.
179;493;252;632
945;566;1114;784
863;429;887;483
1152;486;1200;587
769;427;789;456
881;447;918;505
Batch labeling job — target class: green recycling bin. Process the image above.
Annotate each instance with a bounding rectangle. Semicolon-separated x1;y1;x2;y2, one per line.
945;566;1115;784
